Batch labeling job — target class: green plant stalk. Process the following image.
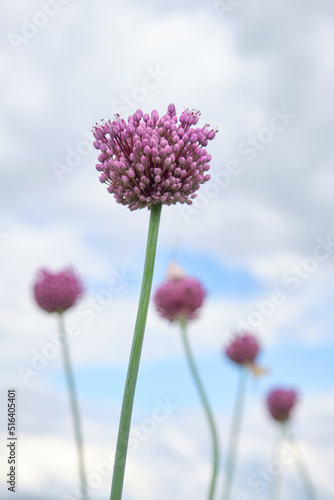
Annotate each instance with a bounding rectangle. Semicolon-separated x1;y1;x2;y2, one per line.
180;319;219;500
271;423;287;500
221;366;248;500
286;427;317;500
58;312;89;500
110;203;162;500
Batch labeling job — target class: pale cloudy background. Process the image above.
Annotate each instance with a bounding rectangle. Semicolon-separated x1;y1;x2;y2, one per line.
0;0;334;499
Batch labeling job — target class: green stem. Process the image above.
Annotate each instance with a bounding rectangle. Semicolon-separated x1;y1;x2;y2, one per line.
110;203;162;500
179;319;219;500
286;427;317;500
271;424;287;500
221;366;248;500
58;312;89;500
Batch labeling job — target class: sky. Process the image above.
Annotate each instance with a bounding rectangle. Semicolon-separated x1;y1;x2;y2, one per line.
0;0;334;499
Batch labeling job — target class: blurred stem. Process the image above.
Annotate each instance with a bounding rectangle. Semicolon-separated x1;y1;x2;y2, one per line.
179;319;219;500
110;203;162;500
221;366;248;500
285;426;317;500
58;312;89;500
271;423;287;500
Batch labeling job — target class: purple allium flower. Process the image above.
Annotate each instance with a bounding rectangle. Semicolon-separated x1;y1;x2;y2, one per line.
225;333;260;365
267;388;298;423
33;268;83;313
154;276;206;322
93;104;217;210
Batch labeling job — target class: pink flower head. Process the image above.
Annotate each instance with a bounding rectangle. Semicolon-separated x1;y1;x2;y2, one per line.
33;268;84;313
93;104;217;210
225;333;260;365
154;276;206;322
267;388;298;423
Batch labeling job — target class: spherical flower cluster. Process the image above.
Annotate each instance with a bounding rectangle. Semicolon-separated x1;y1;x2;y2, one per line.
267;388;298;423
225;333;260;365
33;268;83;313
93;104;217;210
154;276;206;322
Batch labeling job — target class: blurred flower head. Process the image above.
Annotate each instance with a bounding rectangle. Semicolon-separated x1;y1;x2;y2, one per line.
93;103;217;210
154;275;206;323
267;388;298;423
225;332;260;365
33;268;83;314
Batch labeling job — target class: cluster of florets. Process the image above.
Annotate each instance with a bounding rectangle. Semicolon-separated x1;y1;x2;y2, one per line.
267;388;298;423
33;268;83;313
225;333;260;365
93;104;217;210
154;276;206;323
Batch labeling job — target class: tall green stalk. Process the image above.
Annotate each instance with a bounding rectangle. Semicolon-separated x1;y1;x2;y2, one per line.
179;319;219;500
221;366;248;500
270;424;287;500
110;203;162;500
58;312;89;500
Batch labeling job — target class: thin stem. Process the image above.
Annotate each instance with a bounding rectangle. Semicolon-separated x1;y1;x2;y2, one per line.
221;366;248;500
179;319;219;500
286;426;317;500
58;312;89;500
271;424;287;500
110;203;162;500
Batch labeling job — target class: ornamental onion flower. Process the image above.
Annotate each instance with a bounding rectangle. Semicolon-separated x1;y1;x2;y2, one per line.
266;389;317;500
33;268;83;313
93;105;216;500
225;332;260;366
267;388;298;423
33;267;88;500
154;275;206;322
221;331;262;500
93;103;217;210
154;267;219;500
